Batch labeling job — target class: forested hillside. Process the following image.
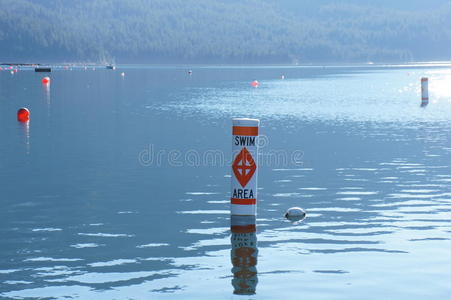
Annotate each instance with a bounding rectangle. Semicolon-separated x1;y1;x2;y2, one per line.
1;0;451;63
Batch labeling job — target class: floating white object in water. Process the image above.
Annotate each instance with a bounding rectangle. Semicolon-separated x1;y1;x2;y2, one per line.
281;75;285;79
121;72;125;77
284;207;306;222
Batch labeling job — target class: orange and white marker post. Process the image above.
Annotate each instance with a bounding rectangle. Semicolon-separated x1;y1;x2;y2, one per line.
421;77;429;103
231;118;259;216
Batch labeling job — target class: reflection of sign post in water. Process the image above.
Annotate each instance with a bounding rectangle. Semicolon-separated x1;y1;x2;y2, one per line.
231;215;258;295
231;118;259;216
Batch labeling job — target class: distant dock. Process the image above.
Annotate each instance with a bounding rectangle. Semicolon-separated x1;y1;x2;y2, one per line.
1;63;40;66
35;67;52;72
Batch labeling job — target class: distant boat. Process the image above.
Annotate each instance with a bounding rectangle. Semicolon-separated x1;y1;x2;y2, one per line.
35;67;51;72
106;65;116;70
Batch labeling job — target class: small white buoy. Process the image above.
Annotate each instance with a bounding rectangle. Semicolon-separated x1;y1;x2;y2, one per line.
285;207;306;222
121;72;125;77
281;75;285;80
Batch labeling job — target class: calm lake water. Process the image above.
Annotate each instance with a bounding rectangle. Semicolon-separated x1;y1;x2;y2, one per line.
1;64;451;299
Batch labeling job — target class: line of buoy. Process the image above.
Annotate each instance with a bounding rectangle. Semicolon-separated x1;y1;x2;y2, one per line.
16;76;51;123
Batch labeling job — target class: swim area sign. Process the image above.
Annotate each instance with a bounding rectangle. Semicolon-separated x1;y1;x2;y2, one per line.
231;118;259;216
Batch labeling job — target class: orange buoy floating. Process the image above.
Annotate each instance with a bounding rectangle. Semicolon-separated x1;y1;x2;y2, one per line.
41;76;50;84
251;80;259;88
17;108;30;122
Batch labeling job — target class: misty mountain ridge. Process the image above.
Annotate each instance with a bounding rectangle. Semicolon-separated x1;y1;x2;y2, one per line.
1;0;451;63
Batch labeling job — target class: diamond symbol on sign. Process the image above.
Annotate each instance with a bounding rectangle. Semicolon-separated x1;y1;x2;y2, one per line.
232;147;256;188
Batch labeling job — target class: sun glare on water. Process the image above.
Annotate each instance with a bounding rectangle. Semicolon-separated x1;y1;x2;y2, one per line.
428;68;451;102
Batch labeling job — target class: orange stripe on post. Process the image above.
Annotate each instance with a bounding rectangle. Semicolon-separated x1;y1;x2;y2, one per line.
233;126;259;136
231;198;256;205
231;224;256;233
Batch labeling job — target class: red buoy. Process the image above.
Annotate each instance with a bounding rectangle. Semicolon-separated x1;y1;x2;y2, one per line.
41;76;50;84
251;80;259;88
17;108;30;122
